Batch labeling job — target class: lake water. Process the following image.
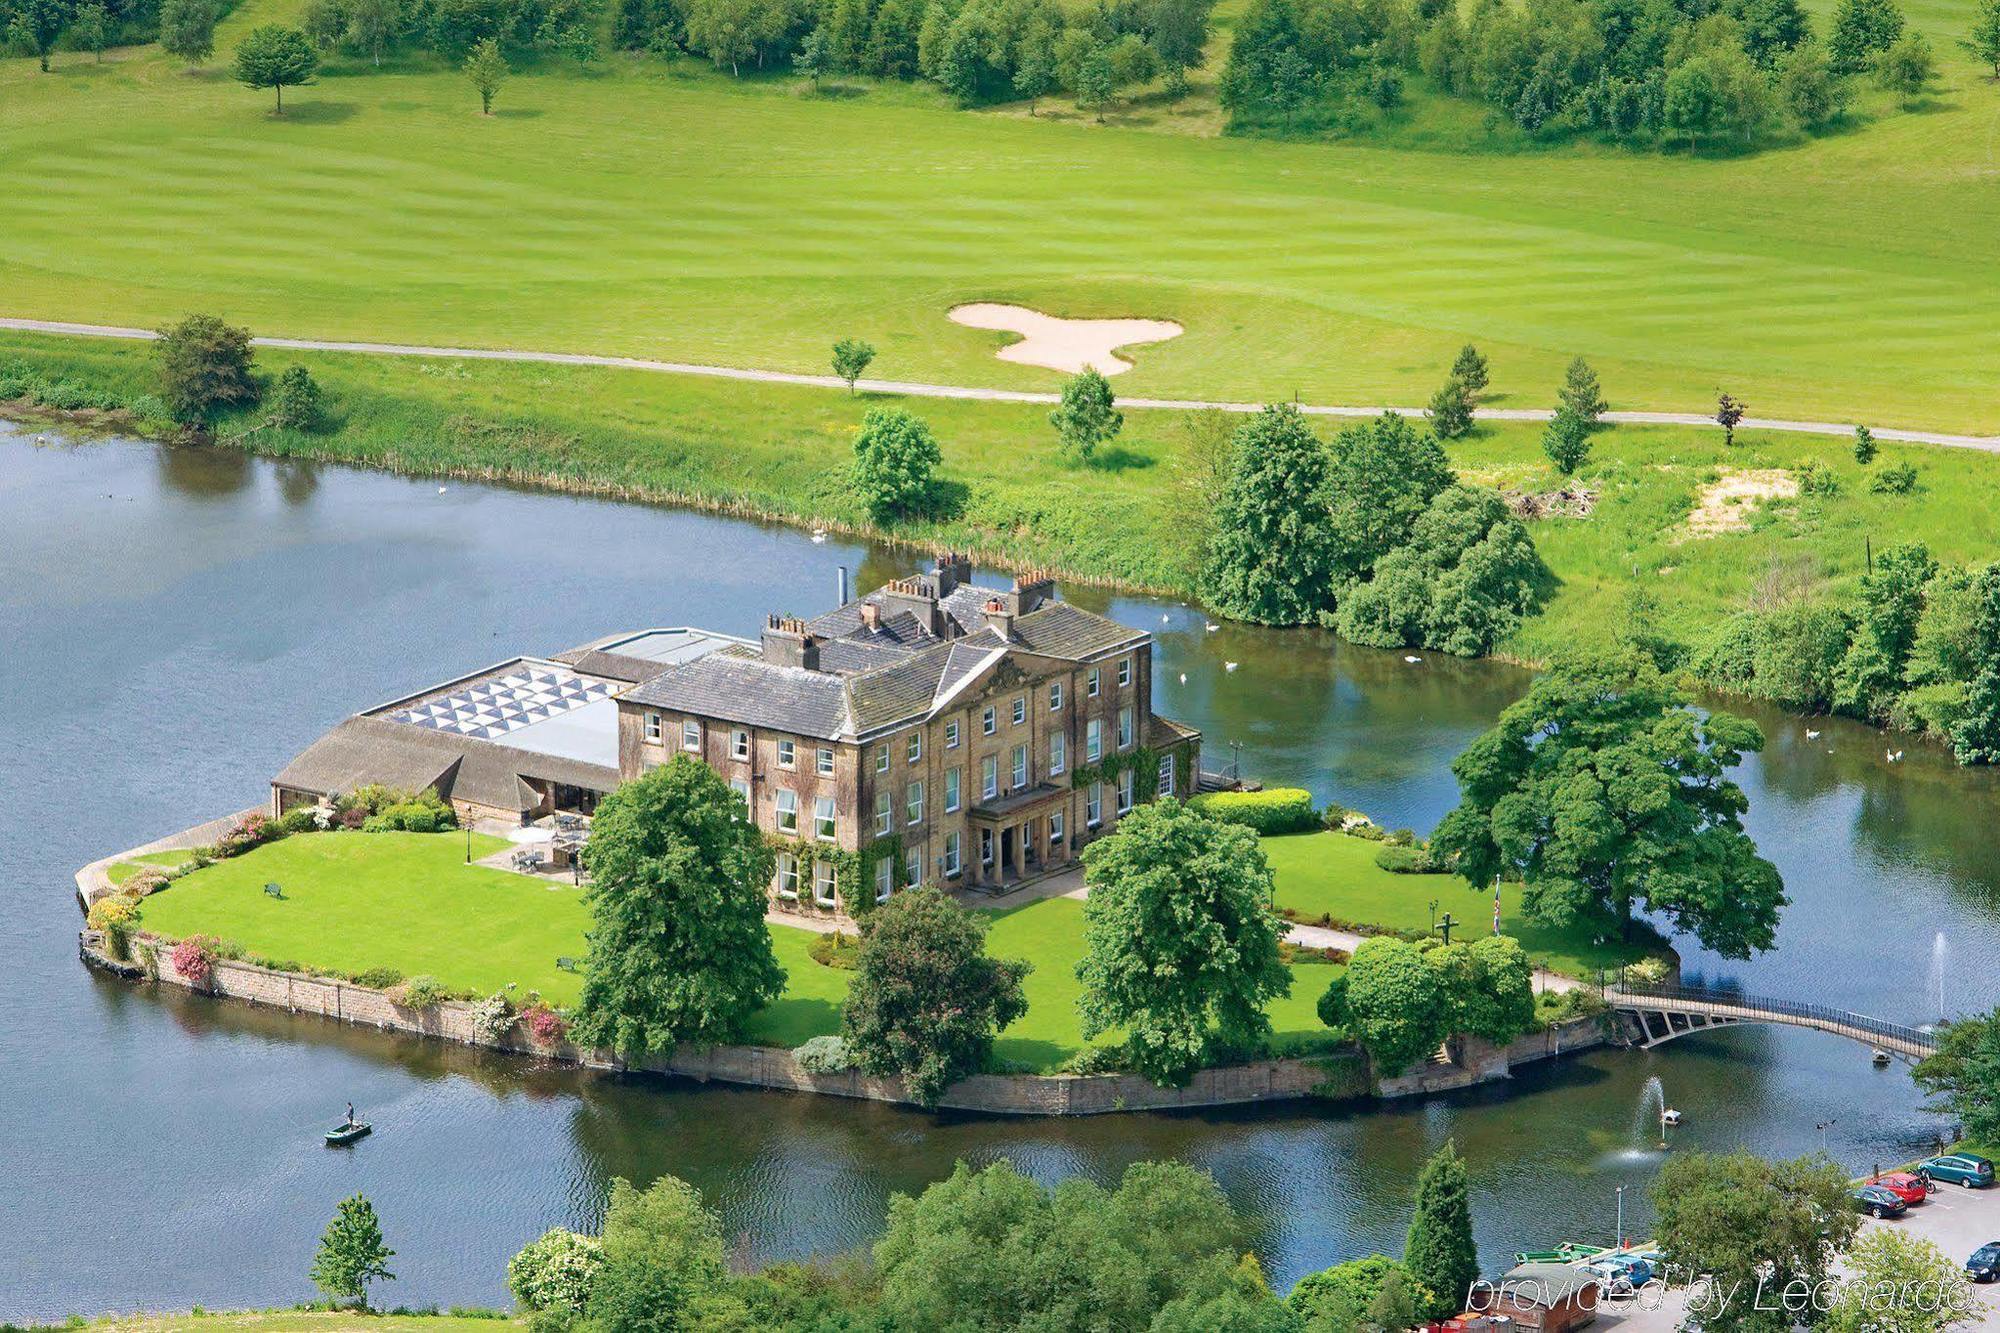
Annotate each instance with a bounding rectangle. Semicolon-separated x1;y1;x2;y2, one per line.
7;424;1997;1319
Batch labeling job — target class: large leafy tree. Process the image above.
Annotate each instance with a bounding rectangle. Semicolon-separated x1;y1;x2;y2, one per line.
1912;1007;2000;1145
1322;935;1536;1076
1652;1151;1857;1333
1200;402;1342;626
1834;540;1936;719
8;0;70;71
156;313;258;426
1320;936;1446;1077
1288;1254;1439;1331
851;405;942;522
1076;800;1291;1085
1325;411;1455;584
1432;654;1787;958
158;0;216;64
873;1159;1273;1331
1826;1229;1977;1333
1333;484;1546;657
571;755;784;1057
1829;0;1905;70
1949;564;2000;763
1405;1143;1477;1322
841;885;1031;1106
586;1175;749;1332
234;24;318;113
309;1194;395;1308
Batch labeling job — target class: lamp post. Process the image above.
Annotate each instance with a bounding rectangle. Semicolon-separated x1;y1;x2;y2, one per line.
465;818;473;864
1615;1185;1625;1250
1817;1119;1838;1155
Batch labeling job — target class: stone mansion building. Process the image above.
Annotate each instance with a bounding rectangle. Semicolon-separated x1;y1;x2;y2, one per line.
271;554;1199;917
619;556;1200;912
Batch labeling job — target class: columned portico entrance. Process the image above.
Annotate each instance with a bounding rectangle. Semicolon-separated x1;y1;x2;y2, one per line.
966;783;1071;890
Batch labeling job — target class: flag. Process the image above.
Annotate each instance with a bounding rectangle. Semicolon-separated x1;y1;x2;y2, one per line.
1493;884;1502;935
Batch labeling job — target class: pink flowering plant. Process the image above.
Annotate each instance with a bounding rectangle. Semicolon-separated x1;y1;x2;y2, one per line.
170;935;219;986
524;1005;569;1047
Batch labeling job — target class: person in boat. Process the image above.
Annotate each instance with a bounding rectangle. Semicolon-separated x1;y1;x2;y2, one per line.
346;1101;356;1128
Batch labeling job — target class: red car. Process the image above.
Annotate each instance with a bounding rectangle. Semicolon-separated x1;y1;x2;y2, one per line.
1871;1172;1931;1207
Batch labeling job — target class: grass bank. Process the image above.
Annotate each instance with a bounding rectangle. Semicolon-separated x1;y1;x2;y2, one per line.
11;329;2000;673
127;832;1343;1071
35;1315;516;1333
1263;831;1668;978
3;0;1999;431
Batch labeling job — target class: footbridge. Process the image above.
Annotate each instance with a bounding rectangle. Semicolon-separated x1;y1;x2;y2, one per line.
1605;984;1938;1062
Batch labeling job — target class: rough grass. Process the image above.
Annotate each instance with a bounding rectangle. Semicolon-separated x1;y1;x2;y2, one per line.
3;0;2000;430
13;328;1998;666
108;850;195;883
132;833;1339;1071
1263;830;1664;978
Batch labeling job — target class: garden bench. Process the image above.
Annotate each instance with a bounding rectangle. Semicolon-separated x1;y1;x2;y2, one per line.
263;883;284;900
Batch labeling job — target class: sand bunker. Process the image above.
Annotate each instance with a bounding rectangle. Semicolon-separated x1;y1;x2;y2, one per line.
1681;468;1797;540
949;303;1183;376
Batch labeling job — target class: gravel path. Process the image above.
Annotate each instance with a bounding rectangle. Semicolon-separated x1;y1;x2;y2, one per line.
5;317;1994;452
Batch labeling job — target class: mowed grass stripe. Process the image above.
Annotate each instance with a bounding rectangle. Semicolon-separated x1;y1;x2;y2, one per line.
5;10;2000;427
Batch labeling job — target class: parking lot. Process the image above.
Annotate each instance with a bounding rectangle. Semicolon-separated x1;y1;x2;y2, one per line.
1562;1176;2000;1332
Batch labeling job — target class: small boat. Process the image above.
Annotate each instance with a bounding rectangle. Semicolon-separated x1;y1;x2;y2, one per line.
325;1120;372;1146
1873;1049;1892;1067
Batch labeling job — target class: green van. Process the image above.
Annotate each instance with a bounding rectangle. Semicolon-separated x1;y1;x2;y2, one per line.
1917;1154;1995;1188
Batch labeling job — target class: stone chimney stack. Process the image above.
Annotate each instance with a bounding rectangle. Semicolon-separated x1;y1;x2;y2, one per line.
982;596;1015;642
1011;572;1055;616
761;614;822;671
933;550;972;598
858;602;881;632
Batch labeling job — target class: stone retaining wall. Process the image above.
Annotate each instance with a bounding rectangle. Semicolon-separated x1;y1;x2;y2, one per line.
84;933;1377;1115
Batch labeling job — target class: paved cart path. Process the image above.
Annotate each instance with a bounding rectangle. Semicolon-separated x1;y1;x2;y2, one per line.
5;317;1996;452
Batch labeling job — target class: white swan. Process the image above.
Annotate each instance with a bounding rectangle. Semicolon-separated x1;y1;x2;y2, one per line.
1225;661;1239;673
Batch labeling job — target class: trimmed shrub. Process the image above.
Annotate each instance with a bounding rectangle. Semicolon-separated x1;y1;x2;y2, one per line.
1188;787;1318;835
353;965;405;989
792;1034;856;1074
807;930;861;970
391;974;450;1009
507;1228;603;1314
275;805;321;835
1621;957;1674;987
1871;461;1919;494
1373;844;1425;873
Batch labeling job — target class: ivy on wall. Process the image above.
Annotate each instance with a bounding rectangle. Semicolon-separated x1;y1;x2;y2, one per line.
763;831;906;916
1068;744;1195;804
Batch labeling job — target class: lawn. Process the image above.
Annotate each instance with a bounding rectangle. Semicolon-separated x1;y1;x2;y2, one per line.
3;0;2000;431
108;849;195;884
136;833;1341;1073
1262;830;1665;978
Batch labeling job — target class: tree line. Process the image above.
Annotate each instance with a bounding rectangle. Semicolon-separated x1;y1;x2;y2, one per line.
1219;0;1957;148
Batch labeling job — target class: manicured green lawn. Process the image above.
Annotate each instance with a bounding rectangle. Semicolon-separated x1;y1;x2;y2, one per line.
138;834;1339;1072
1262;831;1663;978
3;0;1998;430
108;849;195;884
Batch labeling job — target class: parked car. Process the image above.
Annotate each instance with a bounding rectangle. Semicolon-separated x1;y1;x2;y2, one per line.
1578;1260;1636;1296
1596;1253;1655;1286
1966;1242;2000;1283
1918;1154;1996;1188
1869;1172;1930;1207
1853;1184;1909;1219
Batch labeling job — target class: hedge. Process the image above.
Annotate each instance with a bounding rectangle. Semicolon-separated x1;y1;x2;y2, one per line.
1189;787;1319;835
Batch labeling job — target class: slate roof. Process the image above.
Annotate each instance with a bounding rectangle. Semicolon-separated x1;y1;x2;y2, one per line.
623;645;856;739
1497;1263;1603;1307
621;595;1146;743
272;715;620;813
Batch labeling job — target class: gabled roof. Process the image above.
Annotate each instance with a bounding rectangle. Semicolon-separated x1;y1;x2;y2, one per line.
273;716;620;813
623;645;855;740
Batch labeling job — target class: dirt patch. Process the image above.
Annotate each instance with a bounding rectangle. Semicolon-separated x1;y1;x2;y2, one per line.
1680;468;1796;540
948;302;1183;375
1506;486;1597;519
